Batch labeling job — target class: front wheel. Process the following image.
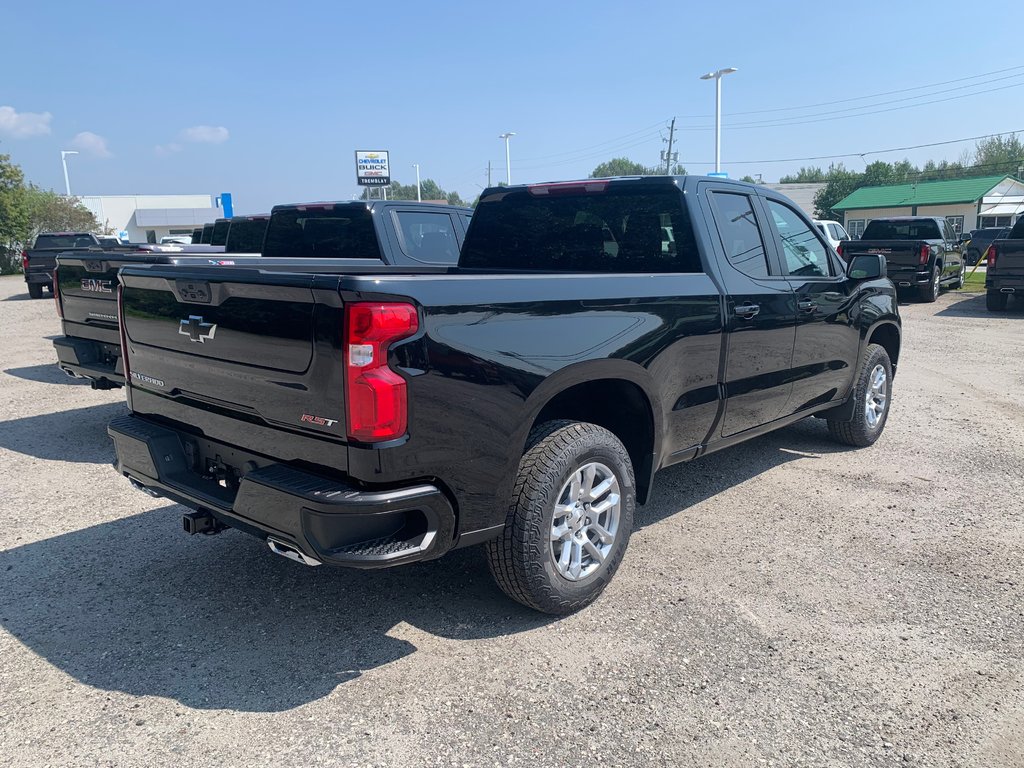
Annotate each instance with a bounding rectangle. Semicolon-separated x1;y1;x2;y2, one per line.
827;343;893;447
27;283;43;299
486;420;635;614
918;266;940;302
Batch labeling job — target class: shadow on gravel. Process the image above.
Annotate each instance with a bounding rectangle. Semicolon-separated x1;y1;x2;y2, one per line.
1;291;42;302
638;416;847;529
4;364;91;386
0;505;554;712
937;292;1024;317
0;401;125;463
0;415;852;713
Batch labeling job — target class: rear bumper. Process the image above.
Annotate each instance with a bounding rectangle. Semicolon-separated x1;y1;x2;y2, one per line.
53;336;124;386
888;267;930;288
25;272;52;285
986;276;1024;291
108;414;456;569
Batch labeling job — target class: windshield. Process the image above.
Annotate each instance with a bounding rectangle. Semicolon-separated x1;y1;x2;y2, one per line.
460;185;701;273
262;205;381;259
861;219;941;240
224;218;269;253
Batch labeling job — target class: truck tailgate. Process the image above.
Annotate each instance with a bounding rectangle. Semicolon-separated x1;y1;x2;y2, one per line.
119;266;350;464
843;240;924;268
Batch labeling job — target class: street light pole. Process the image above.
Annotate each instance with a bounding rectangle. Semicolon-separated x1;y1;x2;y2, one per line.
699;68;737;174
60;150;79;196
499;132;515;185
413;163;421;201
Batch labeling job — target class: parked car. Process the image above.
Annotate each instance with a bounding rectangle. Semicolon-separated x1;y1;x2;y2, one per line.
191;227;204;243
210;218;232;246
984;217;1024;311
199;223;215;244
814;219;850;251
108;176;900;614
51;201;471;389
838;216;964;302
160;235;194;245
962;227;1010;266
22;232;109;299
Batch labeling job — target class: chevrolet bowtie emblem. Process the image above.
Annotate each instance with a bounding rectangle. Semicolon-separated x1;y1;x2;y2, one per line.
179;315;217;343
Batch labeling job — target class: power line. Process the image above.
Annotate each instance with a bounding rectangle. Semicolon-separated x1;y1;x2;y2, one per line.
682;128;1024;166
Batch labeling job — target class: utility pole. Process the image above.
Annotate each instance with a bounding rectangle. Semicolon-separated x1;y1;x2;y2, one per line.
487;161;492;187
661;117;677;175
413;163;421;201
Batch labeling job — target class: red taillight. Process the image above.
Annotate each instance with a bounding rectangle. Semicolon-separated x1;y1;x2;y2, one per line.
52;267;63;318
919;244;930;265
117;283;131;393
836;243;844;258
21;250;28;271
344;302;418;442
987;244;997;268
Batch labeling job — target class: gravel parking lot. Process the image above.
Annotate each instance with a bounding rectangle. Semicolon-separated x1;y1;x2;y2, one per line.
1;274;1021;767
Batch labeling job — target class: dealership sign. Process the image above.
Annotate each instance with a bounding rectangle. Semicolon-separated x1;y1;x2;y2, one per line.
355;150;390;186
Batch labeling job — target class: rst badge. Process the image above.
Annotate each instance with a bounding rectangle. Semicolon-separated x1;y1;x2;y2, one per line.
300;414;339;428
179;315;217;343
81;278;113;293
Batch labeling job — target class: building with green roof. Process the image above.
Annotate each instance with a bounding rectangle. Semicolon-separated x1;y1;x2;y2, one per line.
832;174;1024;238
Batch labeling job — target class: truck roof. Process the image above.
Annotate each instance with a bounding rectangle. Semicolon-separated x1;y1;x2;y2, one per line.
270;200;474;215
476;175;764;204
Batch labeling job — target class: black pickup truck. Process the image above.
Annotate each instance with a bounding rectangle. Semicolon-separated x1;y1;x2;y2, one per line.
52;201;472;389
224;214;270;253
839;216;964;302
984;216;1024;311
107;177;900;614
22;232;108;298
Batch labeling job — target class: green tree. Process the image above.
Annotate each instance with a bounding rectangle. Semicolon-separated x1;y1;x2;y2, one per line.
590;157;649;177
813;165;861;220
23;186;100;241
972;133;1024;176
779;166;827;183
740;175;757;183
0;154;30;274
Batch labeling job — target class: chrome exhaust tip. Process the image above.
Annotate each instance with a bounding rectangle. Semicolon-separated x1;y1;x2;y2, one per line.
267;538;322;567
128;476;160;498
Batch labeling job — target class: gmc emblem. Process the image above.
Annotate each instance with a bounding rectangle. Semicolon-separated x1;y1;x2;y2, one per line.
81;278;113;293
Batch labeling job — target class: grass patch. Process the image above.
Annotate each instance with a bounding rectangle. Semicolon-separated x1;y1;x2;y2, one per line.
961;271;986;293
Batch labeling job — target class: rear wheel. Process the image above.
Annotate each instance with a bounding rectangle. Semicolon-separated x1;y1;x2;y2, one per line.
827;343;892;447
27;283;43;299
986;290;1008;312
918;266;940;302
486;420;635;614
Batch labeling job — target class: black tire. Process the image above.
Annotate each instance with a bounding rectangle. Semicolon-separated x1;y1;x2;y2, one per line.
986;290;1008;312
966;249;981;266
918;266;940;302
27;283;43;299
827;343;893;448
486;420;635;615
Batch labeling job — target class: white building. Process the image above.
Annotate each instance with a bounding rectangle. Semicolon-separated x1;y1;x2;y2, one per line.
762;183;826;217
79;194;221;243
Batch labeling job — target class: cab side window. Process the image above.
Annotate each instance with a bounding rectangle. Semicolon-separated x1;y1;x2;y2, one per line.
765;200;832;278
709;192;771;279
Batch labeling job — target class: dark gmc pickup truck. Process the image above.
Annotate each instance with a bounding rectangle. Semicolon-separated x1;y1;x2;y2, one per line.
838;216;964;302
52;201;472;388
108;177;901;614
984;216;1024;311
22;232;108;298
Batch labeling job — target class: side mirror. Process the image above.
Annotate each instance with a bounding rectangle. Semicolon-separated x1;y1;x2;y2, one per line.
847;253;886;280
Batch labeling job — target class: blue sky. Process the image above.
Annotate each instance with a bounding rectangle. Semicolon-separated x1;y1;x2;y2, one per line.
4;0;1024;214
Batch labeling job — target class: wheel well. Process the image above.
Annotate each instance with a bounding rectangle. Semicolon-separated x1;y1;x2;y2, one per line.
868;323;900;369
532;379;655;503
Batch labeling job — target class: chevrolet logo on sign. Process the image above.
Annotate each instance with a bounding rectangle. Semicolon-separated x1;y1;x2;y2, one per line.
179;315;217;343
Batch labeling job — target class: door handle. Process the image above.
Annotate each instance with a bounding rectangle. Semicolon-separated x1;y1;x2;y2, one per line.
798;299;817;313
734;303;760;319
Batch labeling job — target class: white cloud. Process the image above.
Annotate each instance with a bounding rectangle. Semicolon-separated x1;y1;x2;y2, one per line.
70;131;112;158
0;105;52;138
180;125;229;144
155;142;183;156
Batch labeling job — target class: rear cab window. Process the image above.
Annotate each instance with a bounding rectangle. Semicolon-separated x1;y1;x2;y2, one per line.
262;204;383;259
224;217;269;253
862;219;941;240
211;220;231;246
391;210;459;264
35;234;94;249
460;183;702;273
